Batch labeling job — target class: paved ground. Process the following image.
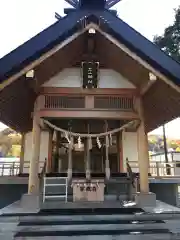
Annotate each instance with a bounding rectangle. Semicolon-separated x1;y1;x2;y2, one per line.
1;199;180;215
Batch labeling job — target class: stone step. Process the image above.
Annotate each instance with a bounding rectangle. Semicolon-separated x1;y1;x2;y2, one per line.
19;214;145;222
0;222;19;239
14;226;171;238
17;223;168;232
14;233;173;240
2;212;180;223
18;219;165;226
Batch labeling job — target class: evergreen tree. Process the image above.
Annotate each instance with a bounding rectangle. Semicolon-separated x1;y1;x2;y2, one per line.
154;6;180;62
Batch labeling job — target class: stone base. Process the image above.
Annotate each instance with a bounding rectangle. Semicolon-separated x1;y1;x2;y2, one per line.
135;192;156;207
20;193;40;210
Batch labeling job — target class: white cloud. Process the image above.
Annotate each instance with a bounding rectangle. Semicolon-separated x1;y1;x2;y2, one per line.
149;118;180;139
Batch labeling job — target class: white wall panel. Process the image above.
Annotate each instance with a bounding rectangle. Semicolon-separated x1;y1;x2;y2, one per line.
43;68;135;89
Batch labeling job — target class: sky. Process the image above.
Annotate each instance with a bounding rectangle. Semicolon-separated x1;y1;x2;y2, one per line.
0;0;180;137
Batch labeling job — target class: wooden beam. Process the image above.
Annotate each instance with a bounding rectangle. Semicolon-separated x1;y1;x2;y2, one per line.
40;87;139;96
38;110;139;119
140;79;157;95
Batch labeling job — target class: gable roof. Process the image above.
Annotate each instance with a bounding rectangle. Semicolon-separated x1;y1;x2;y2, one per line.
0;10;86;83
0;8;180;133
0;9;180;88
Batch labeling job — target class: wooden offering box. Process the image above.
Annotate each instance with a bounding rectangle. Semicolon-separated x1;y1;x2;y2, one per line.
72;179;105;202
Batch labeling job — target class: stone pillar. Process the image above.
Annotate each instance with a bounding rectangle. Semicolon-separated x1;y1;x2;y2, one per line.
28;114;41;194
19;133;25;174
135;97;156;207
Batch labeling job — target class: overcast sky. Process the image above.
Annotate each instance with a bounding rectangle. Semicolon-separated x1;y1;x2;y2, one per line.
0;0;180;137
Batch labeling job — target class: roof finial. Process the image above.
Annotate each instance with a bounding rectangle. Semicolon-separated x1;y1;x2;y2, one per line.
63;0;122;10
79;0;106;9
55;0;121;19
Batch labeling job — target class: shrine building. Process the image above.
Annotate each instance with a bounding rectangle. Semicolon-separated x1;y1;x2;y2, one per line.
0;0;180;208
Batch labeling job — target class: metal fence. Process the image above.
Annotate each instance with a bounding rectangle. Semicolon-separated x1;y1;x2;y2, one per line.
0;159;44;176
150;152;180;163
0;152;180;177
0;161;20;176
130;161;179;177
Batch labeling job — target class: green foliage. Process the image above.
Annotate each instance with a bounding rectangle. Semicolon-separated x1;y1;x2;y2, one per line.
148;135;180;153
154;6;180;62
0;129;21;157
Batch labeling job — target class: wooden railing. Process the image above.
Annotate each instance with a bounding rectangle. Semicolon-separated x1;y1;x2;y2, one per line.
44;96;85;109
39;94;135;112
94;96;134;111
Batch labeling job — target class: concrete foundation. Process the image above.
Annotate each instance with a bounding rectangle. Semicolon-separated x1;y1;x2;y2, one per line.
20;193;40;210
135;192;156;207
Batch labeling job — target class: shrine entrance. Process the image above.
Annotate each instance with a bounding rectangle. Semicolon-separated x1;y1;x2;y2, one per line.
49;119;122;175
41;118;139;204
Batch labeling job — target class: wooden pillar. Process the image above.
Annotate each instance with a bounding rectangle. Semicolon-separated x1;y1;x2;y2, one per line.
47;130;53;173
58;135;62;173
105;135;110;179
136;98;149;193
54;131;59;172
84;139;87;173
67;136;73;181
116;132;123;173
19;133;25;174
86;138;91;179
28;113;41;194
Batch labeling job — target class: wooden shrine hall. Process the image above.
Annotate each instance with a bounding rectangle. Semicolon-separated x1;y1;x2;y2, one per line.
0;0;180;208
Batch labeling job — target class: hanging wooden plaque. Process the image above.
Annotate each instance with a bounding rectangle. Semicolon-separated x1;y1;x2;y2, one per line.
82;62;99;89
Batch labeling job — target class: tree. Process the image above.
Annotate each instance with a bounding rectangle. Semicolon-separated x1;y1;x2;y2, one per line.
154;6;180;62
0;128;21;157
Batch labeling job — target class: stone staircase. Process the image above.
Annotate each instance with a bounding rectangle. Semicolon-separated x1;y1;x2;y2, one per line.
0;207;180;239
